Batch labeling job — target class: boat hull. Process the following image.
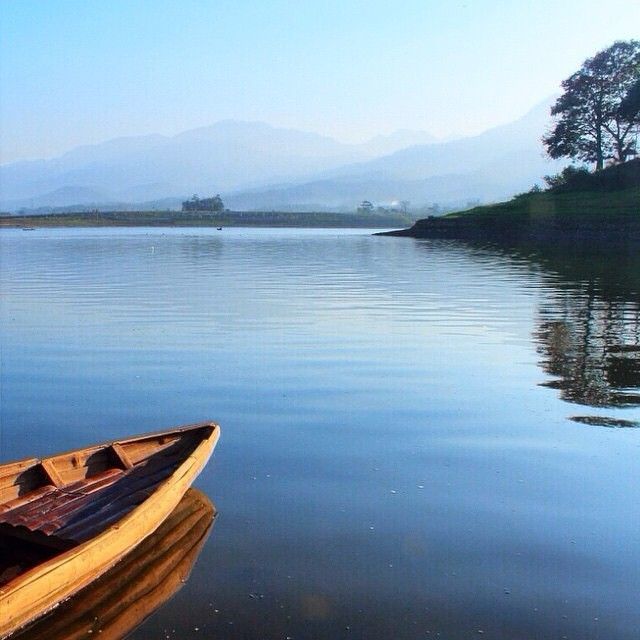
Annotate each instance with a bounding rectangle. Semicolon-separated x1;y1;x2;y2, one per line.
11;488;215;640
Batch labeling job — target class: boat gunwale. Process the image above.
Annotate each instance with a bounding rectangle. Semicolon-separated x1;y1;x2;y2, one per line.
0;421;218;474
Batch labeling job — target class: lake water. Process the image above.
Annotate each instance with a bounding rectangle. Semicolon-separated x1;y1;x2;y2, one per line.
1;227;639;639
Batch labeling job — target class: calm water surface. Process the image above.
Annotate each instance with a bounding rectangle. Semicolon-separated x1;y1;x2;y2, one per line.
1;227;639;639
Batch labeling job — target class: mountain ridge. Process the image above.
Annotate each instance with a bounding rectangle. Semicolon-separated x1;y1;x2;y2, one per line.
1;99;562;212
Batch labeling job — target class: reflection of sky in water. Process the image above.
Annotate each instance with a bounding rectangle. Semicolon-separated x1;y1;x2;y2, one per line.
1;228;639;639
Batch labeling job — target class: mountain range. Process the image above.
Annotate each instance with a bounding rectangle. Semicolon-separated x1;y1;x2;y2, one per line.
0;99;564;212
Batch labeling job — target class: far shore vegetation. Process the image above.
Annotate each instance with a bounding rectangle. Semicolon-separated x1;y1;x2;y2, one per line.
0;209;415;229
181;194;225;212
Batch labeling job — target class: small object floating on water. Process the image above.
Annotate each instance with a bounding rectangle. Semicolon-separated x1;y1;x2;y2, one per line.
0;421;220;638
21;228;35;231
216;227;222;231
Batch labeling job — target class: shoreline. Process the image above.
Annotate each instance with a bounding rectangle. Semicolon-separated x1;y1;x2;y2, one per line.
378;187;640;247
0;210;413;230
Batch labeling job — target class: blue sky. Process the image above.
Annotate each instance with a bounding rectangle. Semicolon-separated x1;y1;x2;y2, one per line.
1;0;639;162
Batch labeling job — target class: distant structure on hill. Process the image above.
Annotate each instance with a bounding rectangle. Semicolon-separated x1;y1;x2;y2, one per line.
182;194;225;212
357;200;374;214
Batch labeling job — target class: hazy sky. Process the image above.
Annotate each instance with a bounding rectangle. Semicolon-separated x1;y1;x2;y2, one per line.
1;0;639;163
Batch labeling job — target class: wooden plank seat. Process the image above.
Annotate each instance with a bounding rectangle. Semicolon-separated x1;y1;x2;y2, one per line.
0;436;200;549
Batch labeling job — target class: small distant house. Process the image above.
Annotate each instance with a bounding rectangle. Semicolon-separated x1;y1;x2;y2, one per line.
357;200;374;214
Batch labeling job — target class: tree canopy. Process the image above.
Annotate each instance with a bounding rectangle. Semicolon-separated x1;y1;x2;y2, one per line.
620;78;640;121
182;194;225;212
544;40;640;171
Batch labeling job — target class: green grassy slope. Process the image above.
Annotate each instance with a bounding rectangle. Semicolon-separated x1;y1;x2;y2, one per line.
446;185;639;222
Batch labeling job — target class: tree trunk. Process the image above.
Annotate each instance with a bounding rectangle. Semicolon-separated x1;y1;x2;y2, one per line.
595;126;604;171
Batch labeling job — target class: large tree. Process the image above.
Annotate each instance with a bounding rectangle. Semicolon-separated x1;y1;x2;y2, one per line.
544;40;640;171
620;78;640;120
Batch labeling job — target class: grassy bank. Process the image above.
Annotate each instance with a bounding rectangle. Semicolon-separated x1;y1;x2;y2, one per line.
383;160;640;244
445;184;639;221
0;209;415;229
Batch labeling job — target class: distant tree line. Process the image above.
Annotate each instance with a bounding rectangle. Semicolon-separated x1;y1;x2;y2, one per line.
182;194;225;212
544;40;640;171
356;199;411;214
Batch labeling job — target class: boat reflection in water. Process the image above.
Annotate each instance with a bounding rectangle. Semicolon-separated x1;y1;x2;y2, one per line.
12;488;216;640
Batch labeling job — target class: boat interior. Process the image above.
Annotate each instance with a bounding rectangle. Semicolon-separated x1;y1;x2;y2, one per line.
0;425;214;587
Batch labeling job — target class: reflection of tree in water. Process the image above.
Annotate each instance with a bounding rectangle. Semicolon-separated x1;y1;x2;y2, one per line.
413;239;640;420
535;283;640;408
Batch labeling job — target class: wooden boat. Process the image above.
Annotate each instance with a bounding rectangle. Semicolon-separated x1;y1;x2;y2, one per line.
11;488;216;640
0;421;219;638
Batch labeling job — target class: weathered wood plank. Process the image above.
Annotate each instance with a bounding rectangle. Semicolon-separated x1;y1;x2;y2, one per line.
38;461;63;489
109;444;134;470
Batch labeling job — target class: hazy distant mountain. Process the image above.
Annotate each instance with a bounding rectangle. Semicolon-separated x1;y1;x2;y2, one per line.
226;98;565;210
0;121;438;210
9;185;113;209
0;188;185;214
0;100;564;213
329;99;555;180
353;129;438;157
